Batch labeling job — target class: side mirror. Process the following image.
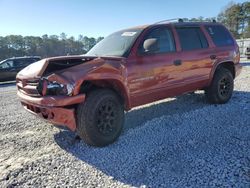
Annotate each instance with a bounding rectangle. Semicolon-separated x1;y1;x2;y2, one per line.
143;38;159;54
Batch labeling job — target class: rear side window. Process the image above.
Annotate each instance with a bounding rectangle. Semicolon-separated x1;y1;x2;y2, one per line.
205;25;234;47
176;27;208;51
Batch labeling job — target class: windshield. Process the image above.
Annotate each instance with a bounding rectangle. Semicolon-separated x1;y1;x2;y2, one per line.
86;28;143;57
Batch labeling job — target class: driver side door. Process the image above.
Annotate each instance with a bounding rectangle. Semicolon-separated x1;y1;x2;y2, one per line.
127;26;182;107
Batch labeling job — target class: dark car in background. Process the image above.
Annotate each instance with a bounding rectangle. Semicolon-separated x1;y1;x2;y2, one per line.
0;56;41;82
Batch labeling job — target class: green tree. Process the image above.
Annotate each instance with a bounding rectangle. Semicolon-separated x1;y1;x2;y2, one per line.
239;2;250;38
218;1;250;38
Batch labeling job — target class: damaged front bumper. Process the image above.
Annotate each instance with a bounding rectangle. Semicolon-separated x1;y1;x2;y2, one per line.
17;91;85;131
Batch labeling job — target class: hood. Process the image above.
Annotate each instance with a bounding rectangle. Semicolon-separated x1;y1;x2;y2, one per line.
16;55;124;81
17;59;47;79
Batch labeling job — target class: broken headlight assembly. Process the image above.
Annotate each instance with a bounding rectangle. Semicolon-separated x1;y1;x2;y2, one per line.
37;78;74;96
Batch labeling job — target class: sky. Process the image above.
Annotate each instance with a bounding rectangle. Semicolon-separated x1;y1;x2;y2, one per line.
0;0;247;38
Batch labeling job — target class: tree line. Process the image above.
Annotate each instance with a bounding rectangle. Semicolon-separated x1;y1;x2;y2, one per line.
0;1;249;62
0;34;103;61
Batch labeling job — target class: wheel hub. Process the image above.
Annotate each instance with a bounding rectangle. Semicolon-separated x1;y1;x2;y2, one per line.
219;77;230;96
96;101;116;135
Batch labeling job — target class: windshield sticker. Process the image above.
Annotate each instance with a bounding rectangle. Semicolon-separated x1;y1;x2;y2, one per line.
121;32;137;36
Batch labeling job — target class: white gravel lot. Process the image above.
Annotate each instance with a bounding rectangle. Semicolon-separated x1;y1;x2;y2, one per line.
0;63;250;187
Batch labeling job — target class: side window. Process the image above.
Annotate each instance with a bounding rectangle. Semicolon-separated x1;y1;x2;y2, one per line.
15;59;33;67
205;25;234;47
0;60;14;68
197;29;209;48
138;27;175;55
176;27;208;51
0;62;9;69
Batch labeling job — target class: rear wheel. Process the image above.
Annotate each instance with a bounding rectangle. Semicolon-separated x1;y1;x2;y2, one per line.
76;89;124;147
205;68;234;104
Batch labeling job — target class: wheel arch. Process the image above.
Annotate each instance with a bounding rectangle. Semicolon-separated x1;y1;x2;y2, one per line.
209;61;235;85
77;79;131;111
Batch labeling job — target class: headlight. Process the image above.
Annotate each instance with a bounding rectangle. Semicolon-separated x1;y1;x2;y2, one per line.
37;78;74;96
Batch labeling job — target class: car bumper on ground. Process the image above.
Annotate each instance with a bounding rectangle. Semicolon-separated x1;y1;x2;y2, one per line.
17;91;85;131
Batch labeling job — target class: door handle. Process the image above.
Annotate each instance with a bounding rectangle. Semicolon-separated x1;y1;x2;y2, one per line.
173;59;182;66
210;55;217;60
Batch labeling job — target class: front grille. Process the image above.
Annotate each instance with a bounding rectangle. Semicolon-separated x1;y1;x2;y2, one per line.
17;78;41;97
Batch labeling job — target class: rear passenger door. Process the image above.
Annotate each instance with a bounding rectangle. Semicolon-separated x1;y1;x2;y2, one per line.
175;26;213;89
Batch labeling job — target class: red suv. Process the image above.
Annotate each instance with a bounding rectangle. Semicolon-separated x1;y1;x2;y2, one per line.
16;20;242;147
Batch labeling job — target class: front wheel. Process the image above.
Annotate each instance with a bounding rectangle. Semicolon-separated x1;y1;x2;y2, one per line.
76;89;124;147
205;68;234;104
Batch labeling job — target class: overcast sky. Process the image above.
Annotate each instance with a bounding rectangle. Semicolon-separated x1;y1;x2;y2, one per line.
0;0;247;38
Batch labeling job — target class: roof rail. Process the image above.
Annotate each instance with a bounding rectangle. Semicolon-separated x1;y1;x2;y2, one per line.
154;18;184;24
185;19;217;23
154;18;217;25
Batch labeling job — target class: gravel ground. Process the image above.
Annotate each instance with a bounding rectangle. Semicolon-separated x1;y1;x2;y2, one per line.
0;63;250;187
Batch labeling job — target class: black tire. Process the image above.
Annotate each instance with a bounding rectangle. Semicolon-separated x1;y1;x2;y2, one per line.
76;89;124;147
205;67;234;104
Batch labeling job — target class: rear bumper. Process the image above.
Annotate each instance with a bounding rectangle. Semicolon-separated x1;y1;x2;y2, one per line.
17;91;85;131
235;63;242;78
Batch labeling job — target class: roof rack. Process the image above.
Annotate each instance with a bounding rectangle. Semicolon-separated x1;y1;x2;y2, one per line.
154;18;184;24
154;18;217;25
